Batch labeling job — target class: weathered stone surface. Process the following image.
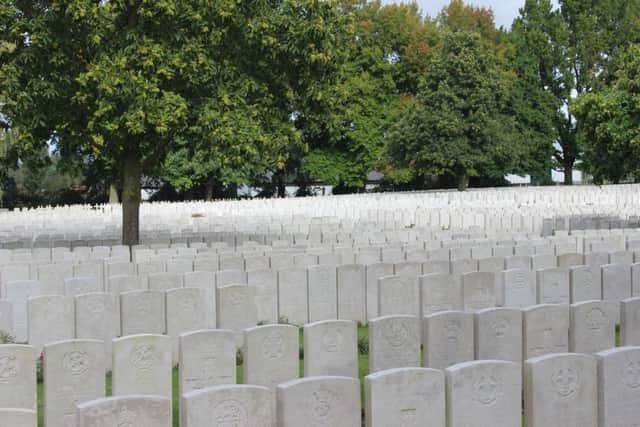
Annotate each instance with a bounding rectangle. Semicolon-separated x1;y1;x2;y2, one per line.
112;334;172;399
277;376;361;427
0;409;36;427
27;295;74;354
369;315;420;373
77;395;171;427
501;269;536;308
420;273;463;317
277;268;308;326
120;290;165;336
307;265;338;322
536;268;570;304
621;297;640;345
423;311;474;370
243;324;299;389
524;353;597;427
445;360;521;427
365;367;444;427
181;384;273;427
462;272;498;311
43;339;105;427
0;344;36;410
569;300;617;353
474;307;522;363
179;329;236;395
166;287;206;363
304;320;358;378
377;275;420;317
522;304;570;360
337;264;366;323
596;346;640;427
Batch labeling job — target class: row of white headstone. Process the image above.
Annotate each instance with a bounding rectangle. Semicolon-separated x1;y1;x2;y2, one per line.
3;184;640;240
1;334;639;427
2;253;640;345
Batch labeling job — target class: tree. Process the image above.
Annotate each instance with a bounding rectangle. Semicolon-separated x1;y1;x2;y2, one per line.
513;0;640;184
573;44;640;183
1;0;345;244
297;1;437;191
387;30;520;191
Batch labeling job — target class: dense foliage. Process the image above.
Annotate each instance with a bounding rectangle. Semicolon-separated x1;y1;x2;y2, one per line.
1;0;639;241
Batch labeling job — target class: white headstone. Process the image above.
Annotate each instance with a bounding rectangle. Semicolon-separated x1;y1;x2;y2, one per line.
522;304;570;360
462;272;498;311
536;268;570;304
569;300;618;353
43;339;105;427
215;269;247;287
450;258;478;275
620;297;640;346
277;267;308;325
243;324;299;390
501;269;536;308
377;275;420;317
120;290;166;336
247;269;278;324
474;307;522;363
602;263;632;302
64;276;101;297
369;315;420;373
4;280;42;342
184;271;216;328
217;285;257;346
304;320;358;378
181;384;273;427
307;265;338;322
569;265;602;303
524;353;597;427
148;272;183;292
27;295;74;354
445;360;521;427
112;334;172;399
0;409;36;427
75;292;117;371
595;346;640;427
179;329;236;395
420;273;463;317
76;395;171;427
337;265;366;323
423;311;474;369
166;287;206;363
364;367;444;427
505;255;531;270
277;376;361;427
0;344;36;410
532;254;557;271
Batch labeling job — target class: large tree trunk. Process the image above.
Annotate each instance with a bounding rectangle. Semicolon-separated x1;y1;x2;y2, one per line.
205;177;214;201
563;162;574;185
456;173;469;192
121;151;141;246
108;183;119;204
275;170;286;198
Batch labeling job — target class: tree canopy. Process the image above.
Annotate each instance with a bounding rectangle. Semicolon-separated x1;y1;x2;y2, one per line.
1;0;347;244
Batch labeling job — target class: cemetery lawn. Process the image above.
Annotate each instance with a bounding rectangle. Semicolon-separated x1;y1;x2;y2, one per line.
36;326;370;426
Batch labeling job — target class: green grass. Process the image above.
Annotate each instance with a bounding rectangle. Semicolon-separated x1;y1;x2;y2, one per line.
36;326;372;427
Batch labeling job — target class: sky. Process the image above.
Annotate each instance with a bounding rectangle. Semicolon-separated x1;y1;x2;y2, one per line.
381;0;559;29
